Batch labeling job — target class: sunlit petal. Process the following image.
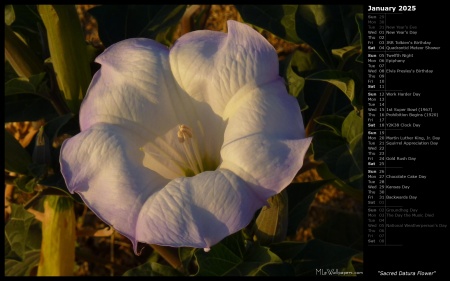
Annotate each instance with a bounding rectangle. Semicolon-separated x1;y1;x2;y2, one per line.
220;79;312;198
135;169;265;248
60;20;312;253
170;20;279;115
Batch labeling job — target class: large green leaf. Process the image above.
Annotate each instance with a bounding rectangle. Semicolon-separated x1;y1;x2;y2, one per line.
285;180;331;236
5;129;33;174
194;231;283;276
8;5;45;59
4;73;52;121
280;49;325;111
313;210;363;251
5;73;48;97
280;52;306;106
315;163;363;200
312;111;363;189
5;93;58;122
4;203;36;261
314;115;345;135
42;113;74;142
292;239;360;276
5;250;41;276
342;110;363;145
307;70;355;103
269;241;307;260
179;247;197;275
270;239;360;276
252;190;288;245
123;261;183;276
332;45;361;66
249;262;295;276
311;122;363;191
38;5;92;114
13;175;35;193
88;5;186;48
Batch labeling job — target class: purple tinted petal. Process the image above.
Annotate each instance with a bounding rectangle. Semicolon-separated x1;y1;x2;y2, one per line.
60;124;169;252
135;169;265;248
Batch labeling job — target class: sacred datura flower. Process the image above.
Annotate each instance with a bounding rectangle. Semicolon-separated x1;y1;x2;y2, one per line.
60;20;312;254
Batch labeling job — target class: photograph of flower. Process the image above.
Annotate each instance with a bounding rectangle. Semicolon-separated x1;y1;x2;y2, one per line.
5;5;364;276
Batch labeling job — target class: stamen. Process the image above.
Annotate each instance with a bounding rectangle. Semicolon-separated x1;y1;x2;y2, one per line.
177;125;193;143
177;124;204;175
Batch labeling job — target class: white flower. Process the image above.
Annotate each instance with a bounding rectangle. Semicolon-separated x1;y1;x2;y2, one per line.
60;20;311;254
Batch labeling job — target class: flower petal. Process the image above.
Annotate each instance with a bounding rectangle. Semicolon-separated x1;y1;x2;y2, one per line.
170;20;279;116
220;79;312;199
80;38;224;178
135;169;265;249
60;123;169;251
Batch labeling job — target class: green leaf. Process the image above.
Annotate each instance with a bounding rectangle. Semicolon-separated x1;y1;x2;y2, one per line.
280;49;327;112
342;110;363;144
284;56;305;100
269;241;307;260
123;261;183;276
4;72;55;122
307;70;355;103
5;5;15;25
179;247;197;275
235;5;302;43
315;163;363;200
311;130;346;162
314;115;345;135
5;73;50;110
5;22;45;79
236;5;363;67
42;113;74;142
5;60;19;82
5;93;57;123
9;5;43;48
194;231;283;276
5;203;36;261
312;210;363;251
252;190;288;245
292;239;360;276
89;5;186;48
14;175;35;193
38;174;84;203
355;13;364;63
271;239;360;276
5;129;33;174
5;250;41;276
5;77;37;95
38;5;92;114
285;180;332;236
248;262;294;276
332;45;361;64
142;5;187;46
342;110;364;176
312;130;363;192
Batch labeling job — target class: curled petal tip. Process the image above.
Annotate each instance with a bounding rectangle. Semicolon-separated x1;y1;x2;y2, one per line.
203;247;211;252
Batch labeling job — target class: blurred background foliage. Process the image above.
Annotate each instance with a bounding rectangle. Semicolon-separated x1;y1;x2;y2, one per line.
4;4;363;276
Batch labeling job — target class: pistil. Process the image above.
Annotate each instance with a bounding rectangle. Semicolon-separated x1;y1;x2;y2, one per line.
177;124;204;175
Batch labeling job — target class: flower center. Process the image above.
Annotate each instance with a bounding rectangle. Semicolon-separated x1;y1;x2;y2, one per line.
177;124;204;176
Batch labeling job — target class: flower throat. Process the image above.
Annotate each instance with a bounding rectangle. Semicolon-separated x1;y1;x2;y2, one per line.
177;124;205;176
